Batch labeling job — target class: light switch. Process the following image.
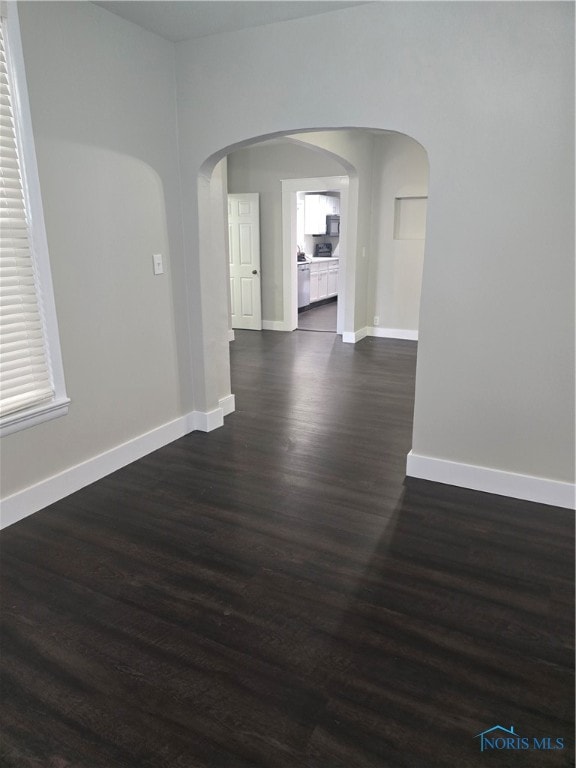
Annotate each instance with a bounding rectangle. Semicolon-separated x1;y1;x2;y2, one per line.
152;253;164;275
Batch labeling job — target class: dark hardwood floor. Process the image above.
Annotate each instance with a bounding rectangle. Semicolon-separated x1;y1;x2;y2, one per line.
298;301;337;332
1;330;574;768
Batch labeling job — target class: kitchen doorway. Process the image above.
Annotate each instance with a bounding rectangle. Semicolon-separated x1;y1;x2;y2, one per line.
281;175;350;335
296;189;340;333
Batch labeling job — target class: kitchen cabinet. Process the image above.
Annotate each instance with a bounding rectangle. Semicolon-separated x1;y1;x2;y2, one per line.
325;195;340;215
304;194;340;235
304;195;324;235
318;266;328;298
328;263;339;296
308;258;339;304
310;268;320;303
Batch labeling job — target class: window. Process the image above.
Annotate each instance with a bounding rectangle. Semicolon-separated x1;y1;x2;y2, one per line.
0;6;68;436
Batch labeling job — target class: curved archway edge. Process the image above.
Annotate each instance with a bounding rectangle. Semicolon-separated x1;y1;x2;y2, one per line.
192;127;429;423
198;126;428;177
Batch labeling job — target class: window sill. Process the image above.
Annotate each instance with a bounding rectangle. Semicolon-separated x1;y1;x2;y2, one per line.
0;396;71;437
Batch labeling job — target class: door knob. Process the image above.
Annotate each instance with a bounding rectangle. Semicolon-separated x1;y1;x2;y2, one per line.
252;269;258;275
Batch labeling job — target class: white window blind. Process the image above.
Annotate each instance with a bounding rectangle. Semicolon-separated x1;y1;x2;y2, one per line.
0;18;54;418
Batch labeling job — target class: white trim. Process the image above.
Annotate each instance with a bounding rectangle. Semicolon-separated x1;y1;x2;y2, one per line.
281;175;351;336
194;407;224;432
0;403;238;529
342;327;368;344
1;413;196;529
218;394;236;417
368;327;418;341
228;329;235;342
341;327;418;344
262;319;288;332
0;396;70;437
406;451;576;510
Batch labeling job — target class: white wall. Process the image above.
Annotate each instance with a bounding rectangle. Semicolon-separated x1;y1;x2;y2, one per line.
368;132;429;332
176;1;575;484
0;2;188;499
227;141;344;322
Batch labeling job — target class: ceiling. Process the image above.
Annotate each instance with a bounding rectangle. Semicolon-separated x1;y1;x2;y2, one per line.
94;1;369;43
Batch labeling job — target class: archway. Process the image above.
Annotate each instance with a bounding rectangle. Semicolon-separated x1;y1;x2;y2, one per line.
194;128;429;425
200;132;359;339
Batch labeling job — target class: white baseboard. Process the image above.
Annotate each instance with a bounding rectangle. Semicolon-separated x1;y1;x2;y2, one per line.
228;329;235;342
262;320;288;332
342;327;368;344
368;327;418;341
406;451;575;510
342;327;418;344
233;323;289;334
218;394;236;417
0;405;233;530
194;407;224;433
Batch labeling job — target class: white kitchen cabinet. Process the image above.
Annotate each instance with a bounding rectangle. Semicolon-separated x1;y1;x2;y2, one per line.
328;263;339;297
309;268;319;302
317;264;328;298
325;195;340;215
304;195;324;235
308;258;339;304
304;194;340;235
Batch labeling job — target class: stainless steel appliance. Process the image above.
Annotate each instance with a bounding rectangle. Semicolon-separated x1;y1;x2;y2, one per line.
297;263;310;309
326;215;340;236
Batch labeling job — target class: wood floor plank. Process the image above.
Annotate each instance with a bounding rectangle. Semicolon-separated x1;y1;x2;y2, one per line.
1;330;573;767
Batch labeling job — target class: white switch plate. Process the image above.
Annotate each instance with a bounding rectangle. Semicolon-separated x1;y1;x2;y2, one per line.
152;253;164;275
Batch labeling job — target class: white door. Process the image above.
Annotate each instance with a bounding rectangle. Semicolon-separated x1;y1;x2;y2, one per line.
228;193;261;330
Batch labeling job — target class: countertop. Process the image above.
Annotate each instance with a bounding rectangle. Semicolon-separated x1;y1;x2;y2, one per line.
298;256;340;264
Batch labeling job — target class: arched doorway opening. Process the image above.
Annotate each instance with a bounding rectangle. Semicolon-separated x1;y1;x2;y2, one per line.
195;128;429;424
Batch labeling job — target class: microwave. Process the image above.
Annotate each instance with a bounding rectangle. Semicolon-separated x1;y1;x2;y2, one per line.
326;215;340;236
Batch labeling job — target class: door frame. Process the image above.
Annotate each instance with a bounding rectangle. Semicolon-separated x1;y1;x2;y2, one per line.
281;175;351;335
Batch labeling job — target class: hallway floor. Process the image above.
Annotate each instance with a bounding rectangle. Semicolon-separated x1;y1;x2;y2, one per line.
1;331;574;767
298;300;337;332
